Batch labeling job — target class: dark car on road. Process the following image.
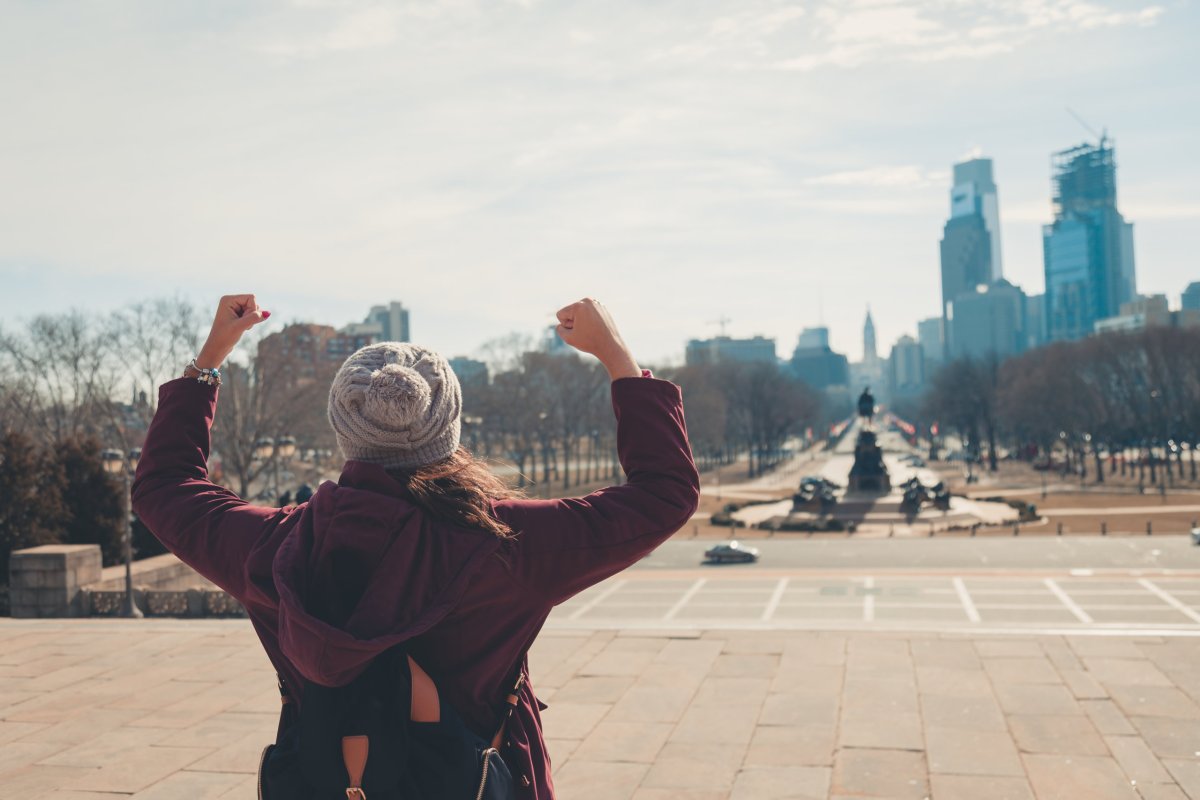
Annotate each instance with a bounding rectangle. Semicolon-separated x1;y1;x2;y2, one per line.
703;541;760;564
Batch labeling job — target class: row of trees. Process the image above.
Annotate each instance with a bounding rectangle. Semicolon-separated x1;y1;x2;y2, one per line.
464;351;827;488
0;433;165;578
1;298;830;578
0;298;201;450
922;326;1200;484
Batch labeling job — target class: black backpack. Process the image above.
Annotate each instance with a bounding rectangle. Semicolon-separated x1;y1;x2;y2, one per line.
257;646;521;799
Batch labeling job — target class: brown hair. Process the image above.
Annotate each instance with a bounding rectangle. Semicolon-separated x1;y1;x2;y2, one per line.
386;446;523;538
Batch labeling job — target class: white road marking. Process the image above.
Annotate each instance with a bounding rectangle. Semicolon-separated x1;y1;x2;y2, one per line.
1138;579;1200;623
545;618;1200;636
567;579;628;620
1044;578;1093;623
761;578;790;621
663;579;707;620
552;574;1200;631
953;577;982;623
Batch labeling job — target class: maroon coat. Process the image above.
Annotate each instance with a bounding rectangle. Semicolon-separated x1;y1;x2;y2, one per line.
131;369;699;799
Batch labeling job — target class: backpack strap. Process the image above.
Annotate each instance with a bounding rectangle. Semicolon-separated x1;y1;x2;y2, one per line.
341;735;368;799
490;669;526;750
406;656;440;722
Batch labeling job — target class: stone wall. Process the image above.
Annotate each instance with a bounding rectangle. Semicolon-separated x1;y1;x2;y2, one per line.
86;553;217;592
9;545;101;618
7;545;242;618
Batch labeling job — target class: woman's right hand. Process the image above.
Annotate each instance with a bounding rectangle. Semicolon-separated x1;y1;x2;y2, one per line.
555;298;641;380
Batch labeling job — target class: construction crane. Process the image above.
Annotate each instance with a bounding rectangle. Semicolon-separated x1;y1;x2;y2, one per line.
1067;107;1108;146
707;315;731;337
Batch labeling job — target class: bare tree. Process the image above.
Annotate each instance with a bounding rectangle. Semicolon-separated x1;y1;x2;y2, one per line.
0;311;119;446
209;327;334;499
106;297;202;421
476;331;536;376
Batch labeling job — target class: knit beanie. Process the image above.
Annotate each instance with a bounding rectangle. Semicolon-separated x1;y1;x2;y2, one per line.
327;342;462;470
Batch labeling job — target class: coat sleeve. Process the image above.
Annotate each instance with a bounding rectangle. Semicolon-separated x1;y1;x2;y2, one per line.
131;377;295;601
491;371;701;606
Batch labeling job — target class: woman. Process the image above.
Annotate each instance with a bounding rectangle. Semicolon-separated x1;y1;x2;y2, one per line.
131;293;700;799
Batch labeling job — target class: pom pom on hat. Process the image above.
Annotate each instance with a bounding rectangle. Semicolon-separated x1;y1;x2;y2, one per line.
328;342;462;469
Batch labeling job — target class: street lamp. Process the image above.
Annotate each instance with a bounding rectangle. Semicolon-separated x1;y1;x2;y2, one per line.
252;437;275;499
253;437;275;461
538;411;550;497
589;428;600;483
276;435;297;461
275;435;296;503
463;415;483;453
101;447;144;619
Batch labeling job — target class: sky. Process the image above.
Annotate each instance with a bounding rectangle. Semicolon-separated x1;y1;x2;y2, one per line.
2;0;1198;367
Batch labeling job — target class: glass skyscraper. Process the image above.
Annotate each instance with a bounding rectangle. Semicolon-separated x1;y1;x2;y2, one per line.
940;158;1003;358
1042;137;1136;341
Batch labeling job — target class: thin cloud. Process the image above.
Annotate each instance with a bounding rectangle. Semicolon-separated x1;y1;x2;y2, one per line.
257;7;400;57
762;0;1165;71
805;165;950;189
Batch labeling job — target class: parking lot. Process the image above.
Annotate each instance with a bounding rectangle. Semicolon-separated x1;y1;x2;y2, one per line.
549;573;1200;635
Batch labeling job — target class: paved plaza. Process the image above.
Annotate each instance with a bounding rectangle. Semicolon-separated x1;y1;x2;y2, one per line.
5;532;1200;800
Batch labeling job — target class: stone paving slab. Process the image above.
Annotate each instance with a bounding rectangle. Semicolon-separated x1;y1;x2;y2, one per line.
2;619;1200;798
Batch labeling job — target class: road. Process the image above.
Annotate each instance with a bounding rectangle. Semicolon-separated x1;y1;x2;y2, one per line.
639;535;1200;572
542;536;1200;636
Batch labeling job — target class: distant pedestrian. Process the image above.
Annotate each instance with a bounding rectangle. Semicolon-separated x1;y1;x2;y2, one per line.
277;489;292;507
132;293;699;799
294;483;313;504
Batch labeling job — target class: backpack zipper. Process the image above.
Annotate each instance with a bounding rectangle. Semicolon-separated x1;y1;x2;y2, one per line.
475;747;499;800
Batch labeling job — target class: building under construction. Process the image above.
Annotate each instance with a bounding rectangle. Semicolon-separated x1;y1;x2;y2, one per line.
1042;136;1136;342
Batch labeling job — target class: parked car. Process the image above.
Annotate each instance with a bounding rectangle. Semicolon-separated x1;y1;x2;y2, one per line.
703;541;760;564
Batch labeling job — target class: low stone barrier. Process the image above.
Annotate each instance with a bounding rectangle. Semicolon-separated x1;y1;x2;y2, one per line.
86;552;214;592
8;545;244;618
9;545;101;618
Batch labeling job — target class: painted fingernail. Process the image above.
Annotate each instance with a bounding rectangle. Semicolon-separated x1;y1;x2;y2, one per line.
263;310;271;319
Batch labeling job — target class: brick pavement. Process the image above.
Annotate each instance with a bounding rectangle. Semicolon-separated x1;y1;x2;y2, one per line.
2;619;1199;799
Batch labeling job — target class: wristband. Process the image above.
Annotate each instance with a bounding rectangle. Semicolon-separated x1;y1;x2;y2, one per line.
184;358;222;387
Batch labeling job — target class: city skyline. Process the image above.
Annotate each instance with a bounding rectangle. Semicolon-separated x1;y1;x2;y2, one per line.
2;1;1197;365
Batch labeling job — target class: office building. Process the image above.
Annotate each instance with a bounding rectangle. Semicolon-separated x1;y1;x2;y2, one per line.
1043;137;1136;341
796;327;830;350
1024;293;1046;350
947;279;1027;360
686;335;777;367
790;332;849;389
888;335;925;401
363;302;411;343
448;356;489;388
257;324;339;384
1094;294;1170;334
541;324;573;356
327;328;379;361
917;317;945;366
940;158;1005;356
950;158;1003;280
1182;282;1200;311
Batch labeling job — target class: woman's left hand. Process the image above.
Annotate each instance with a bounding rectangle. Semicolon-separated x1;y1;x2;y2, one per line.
195;294;271;369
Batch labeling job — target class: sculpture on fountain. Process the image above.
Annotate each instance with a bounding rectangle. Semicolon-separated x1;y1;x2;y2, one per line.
847;386;891;494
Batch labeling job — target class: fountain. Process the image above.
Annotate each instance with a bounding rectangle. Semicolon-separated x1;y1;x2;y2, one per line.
847;387;890;494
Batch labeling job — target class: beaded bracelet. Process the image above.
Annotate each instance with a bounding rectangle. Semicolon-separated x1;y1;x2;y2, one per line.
184;358;222;387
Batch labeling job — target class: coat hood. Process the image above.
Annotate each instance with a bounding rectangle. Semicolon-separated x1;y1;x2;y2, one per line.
271;461;503;687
